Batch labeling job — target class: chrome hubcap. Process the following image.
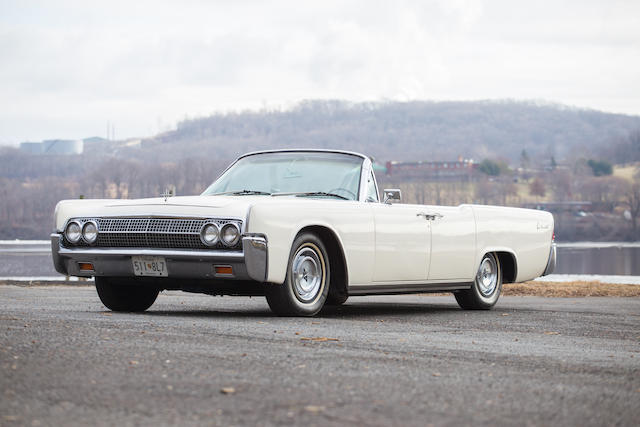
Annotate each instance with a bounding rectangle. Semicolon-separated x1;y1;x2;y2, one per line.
292;246;323;302
476;256;498;297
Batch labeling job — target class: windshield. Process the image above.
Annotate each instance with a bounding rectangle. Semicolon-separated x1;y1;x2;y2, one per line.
202;152;363;201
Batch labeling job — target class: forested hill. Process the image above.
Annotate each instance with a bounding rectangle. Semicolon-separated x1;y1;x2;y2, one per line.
143;100;640;163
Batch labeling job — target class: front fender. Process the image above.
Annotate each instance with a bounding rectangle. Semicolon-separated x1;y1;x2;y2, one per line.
246;201;374;285
250;217;346;285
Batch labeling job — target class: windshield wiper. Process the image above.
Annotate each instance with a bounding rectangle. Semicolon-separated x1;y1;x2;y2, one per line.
271;191;349;200
211;189;272;196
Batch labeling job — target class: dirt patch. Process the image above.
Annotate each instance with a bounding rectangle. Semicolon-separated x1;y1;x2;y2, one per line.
504;281;640;297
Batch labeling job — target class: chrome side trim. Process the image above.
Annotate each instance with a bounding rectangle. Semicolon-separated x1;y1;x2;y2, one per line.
542;243;557;276
243;235;268;282
349;282;472;296
244;204;253;233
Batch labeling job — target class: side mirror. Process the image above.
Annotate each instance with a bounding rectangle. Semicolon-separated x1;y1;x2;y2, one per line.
383;189;401;204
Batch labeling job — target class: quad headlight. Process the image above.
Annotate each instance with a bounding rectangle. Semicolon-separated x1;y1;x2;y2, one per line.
200;223;220;246
82;221;98;244
64;221;82;244
221;223;240;247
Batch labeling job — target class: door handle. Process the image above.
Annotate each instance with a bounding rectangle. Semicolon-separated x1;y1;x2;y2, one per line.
417;212;443;220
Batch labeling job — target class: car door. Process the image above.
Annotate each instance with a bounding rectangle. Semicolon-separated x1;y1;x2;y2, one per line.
371;203;431;282
425;205;476;281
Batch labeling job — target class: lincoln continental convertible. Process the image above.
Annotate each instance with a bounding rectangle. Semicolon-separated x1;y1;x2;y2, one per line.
51;149;556;316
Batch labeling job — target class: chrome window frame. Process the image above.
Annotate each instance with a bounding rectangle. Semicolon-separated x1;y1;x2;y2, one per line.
360;158;380;203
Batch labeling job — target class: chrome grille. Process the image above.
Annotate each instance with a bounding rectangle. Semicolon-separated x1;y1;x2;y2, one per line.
63;217;242;250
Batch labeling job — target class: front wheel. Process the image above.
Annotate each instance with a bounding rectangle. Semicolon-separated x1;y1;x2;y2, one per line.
455;253;502;310
325;291;348;306
265;232;330;316
95;277;159;312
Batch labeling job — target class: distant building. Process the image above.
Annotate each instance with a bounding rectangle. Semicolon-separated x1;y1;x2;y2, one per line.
82;136;110;153
385;157;477;181
42;139;83;154
83;136;109;144
19;139;83;155
19;142;44;154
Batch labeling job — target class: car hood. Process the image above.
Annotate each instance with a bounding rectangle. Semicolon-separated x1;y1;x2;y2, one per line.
53;195;265;232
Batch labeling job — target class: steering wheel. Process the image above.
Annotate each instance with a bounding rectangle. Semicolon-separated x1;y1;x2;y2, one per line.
329;187;357;199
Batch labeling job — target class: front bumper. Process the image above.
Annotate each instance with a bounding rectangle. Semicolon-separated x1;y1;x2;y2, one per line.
542;243;556;276
51;233;268;282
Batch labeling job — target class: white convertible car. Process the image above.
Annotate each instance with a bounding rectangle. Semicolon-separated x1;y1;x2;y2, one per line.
51;149;556;316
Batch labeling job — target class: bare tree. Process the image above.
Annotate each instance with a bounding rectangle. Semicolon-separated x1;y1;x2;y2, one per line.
529;177;546;200
474;178;499;205
620;176;640;239
498;179;518;206
578;176;628;211
550;170;573;201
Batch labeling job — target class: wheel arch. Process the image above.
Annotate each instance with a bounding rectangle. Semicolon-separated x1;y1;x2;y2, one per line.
296;225;349;301
477;247;518;284
494;251;517;283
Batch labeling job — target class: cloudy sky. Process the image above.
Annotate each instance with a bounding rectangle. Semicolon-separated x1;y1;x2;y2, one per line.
0;0;638;144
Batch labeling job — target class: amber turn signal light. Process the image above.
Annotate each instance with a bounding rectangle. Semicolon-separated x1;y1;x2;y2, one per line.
214;265;233;275
78;262;94;271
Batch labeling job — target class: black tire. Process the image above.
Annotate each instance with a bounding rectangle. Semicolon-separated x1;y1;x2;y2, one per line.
265;232;330;316
95;277;159;312
325;292;348;306
455;253;502;310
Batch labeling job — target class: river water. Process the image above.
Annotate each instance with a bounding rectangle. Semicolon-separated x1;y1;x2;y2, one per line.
1;240;639;279
554;243;640;275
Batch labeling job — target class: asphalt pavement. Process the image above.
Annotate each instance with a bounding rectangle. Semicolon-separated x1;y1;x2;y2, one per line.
1;285;639;426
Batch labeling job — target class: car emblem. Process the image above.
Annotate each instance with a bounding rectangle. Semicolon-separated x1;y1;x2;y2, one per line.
161;188;174;202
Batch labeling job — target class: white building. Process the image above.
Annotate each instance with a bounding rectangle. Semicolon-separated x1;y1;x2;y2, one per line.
20;139;83;155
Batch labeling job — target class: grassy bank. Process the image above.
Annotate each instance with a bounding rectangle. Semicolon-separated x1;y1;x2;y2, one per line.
504;281;640;297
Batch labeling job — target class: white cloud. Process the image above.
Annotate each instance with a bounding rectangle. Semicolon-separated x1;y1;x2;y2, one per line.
0;0;639;144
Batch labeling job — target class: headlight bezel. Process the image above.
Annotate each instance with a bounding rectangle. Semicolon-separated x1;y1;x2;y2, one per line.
220;223;241;247
200;222;221;247
82;220;99;244
64;221;82;244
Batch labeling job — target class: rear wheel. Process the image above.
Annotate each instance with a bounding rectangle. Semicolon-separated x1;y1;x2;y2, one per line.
95;277;159;312
455;253;502;310
265;232;330;316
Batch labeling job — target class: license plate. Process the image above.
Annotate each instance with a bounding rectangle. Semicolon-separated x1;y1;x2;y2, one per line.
132;256;168;277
